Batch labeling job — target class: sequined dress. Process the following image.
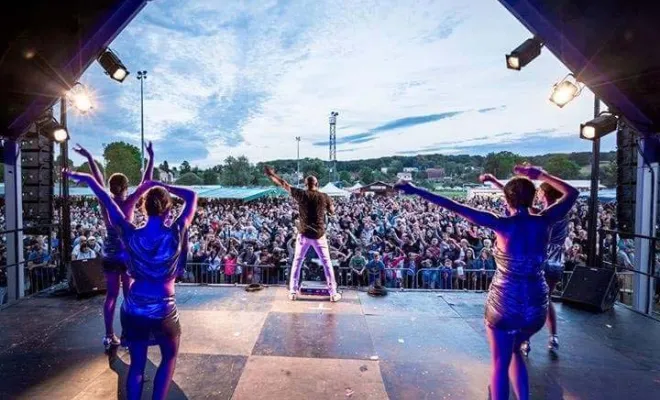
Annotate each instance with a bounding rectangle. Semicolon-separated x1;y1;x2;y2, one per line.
121;222;185;320
544;216;569;281
485;250;549;334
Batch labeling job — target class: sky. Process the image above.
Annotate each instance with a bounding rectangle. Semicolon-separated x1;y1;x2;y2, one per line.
66;0;616;168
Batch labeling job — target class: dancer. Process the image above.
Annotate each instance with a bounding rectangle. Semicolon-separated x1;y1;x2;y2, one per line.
397;165;578;400
263;166;341;302
480;173;571;356
65;170;197;400
73;142;155;349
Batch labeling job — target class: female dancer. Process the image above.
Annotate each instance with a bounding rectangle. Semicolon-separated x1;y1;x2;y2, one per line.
481;174;570;355
73;143;155;349
397;165;578;400
65;170;197;400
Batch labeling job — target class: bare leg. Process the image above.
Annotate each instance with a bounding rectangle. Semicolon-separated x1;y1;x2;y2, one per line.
121;271;133;299
104;272;120;337
546;278;559;335
486;325;515;400
126;341;149;400
510;334;531;400
153;334;180;400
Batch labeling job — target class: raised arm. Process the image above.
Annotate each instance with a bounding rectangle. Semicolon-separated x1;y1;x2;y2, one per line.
479;173;505;191
73;144;105;187
141;141;155;184
514;165;579;221
156;182;198;228
395;181;503;231
125;141;156;213
264;166;292;193
64;170;132;233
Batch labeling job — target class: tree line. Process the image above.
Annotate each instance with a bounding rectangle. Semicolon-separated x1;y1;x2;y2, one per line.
39;141;617;188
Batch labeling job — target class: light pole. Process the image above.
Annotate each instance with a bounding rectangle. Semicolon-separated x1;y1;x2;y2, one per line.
586;95;601;266
295;136;301;186
137;70;147;172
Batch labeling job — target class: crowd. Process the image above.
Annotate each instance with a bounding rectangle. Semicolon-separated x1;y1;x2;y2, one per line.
1;192;659;305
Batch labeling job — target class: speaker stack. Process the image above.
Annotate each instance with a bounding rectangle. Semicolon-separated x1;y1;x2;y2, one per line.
21;117;55;235
616;125;637;235
70;258;107;296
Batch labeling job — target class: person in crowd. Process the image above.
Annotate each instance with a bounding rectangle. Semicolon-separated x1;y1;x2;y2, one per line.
396;164;578;400
264;166;341;302
73;142;155;350
366;252;386;287
349;248;368;287
65;170;197;400
72;237;97;260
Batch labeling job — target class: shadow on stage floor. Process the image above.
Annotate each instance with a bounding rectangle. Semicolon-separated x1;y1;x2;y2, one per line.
1;286;659;399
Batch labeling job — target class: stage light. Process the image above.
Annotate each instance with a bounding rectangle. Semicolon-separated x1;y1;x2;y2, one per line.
549;74;583;108
97;48;129;82
506;38;542;71
53;126;69;143
66;83;93;113
580;114;618;141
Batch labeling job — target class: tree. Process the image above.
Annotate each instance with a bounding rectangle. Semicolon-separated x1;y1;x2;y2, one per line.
599;160;617;188
483;151;521;178
544;155;581;179
159;160;170;172
180;161;191;174
103;142;142;185
76;160;105;184
339;170;352;184
359;168;375;184
389;160;403;174
221;156;253;186
175;172;203;186
202;170;219;185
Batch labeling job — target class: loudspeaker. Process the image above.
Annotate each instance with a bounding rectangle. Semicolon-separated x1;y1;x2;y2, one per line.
70;258;107;295
616;125;637;234
21;121;55;235
561;266;619;312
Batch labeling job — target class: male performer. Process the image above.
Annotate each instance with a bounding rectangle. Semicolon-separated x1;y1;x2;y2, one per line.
264;166;341;302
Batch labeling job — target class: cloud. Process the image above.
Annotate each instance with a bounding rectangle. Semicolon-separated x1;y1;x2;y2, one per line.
67;0;613;167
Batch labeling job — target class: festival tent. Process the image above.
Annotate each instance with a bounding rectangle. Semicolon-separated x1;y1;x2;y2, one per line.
320;182;351;198
347;183;362;192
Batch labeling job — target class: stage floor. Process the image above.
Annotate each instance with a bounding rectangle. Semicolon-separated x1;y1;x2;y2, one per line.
1;286;659;399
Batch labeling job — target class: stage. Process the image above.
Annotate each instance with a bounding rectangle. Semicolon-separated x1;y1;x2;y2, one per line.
0;287;659;399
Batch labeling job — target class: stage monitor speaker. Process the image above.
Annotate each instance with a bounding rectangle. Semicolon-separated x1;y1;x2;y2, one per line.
561;266;619;312
70;258;107;296
616;125;637;234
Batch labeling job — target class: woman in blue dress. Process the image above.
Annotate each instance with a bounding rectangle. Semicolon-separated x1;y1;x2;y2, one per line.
397;164;578;400
73;143;155;349
65;169;197;400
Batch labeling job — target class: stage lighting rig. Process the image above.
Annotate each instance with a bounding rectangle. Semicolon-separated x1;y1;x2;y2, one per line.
580;113;618;141
97;48;129;82
65;83;93;113
506;37;543;70
549;74;583;108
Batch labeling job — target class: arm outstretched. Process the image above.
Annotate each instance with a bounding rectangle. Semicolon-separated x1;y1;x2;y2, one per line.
264;166;292;193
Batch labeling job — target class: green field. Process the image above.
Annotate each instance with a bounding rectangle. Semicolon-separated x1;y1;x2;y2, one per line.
433;190;467;199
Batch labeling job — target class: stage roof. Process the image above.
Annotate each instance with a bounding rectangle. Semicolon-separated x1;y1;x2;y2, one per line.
2;1;660;140
498;0;660;133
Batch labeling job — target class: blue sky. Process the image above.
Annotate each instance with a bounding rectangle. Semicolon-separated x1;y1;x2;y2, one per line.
66;0;615;167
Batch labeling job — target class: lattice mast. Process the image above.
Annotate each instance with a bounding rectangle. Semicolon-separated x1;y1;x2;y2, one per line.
329;111;338;182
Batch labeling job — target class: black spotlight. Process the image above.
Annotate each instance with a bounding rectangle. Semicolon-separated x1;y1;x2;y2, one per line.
97;49;129;82
506;38;543;70
580;114;618;140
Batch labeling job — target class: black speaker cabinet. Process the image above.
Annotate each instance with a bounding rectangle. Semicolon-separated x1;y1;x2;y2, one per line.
70;258;107;296
561;266;619;312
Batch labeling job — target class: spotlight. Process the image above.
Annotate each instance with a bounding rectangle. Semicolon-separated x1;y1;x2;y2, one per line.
53;126;69;143
97;48;129;82
506;38;543;71
580;114;618;141
65;83;93;113
549;74;583;108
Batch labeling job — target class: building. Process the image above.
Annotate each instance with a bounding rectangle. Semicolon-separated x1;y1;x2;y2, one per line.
359;181;397;196
403;167;419;173
380;167;389;174
426;168;445;181
158;168;175;183
396;172;413;181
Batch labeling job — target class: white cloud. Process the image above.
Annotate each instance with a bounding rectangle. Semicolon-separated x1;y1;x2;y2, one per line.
68;0;604;168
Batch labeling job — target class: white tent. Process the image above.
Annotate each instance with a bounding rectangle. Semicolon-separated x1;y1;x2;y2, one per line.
320;182;351;198
347;182;362;192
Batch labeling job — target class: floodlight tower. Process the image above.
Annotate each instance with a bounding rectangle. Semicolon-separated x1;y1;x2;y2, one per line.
329;111;338;182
